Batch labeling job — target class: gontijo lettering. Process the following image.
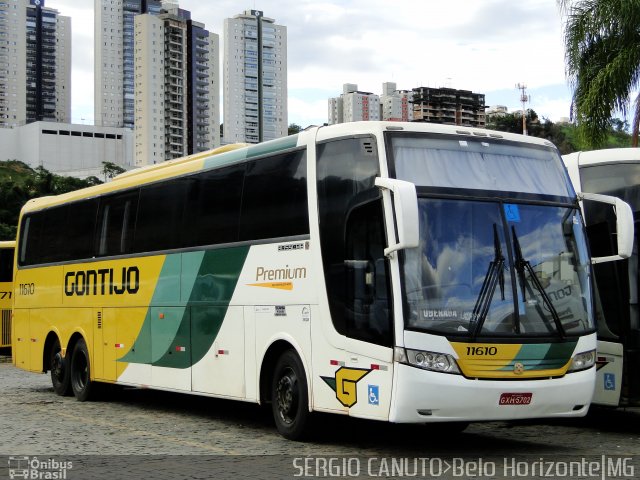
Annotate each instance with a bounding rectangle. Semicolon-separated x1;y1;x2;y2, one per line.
64;266;140;296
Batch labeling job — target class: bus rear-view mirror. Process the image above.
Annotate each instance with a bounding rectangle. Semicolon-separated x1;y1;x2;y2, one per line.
375;177;419;257
579;192;634;264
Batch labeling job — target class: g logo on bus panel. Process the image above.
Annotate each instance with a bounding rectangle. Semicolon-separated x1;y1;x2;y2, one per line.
321;367;371;407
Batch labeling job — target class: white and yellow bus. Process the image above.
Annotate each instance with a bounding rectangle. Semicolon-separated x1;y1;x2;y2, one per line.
12;122;633;439
564;148;640;407
0;240;15;349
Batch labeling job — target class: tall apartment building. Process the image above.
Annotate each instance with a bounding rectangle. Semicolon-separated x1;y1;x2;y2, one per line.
223;10;287;144
327;83;381;124
95;0;162;128
0;0;71;128
133;6;219;165
412;87;486;127
96;1;219;166
380;82;413;122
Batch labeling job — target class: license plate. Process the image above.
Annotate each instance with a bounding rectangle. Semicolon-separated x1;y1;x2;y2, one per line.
499;392;532;405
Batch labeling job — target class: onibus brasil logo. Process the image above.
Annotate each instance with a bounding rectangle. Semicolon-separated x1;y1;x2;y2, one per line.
8;456;73;479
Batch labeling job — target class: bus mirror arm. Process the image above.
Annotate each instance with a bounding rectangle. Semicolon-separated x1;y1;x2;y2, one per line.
375;178;420;257
578;192;634;264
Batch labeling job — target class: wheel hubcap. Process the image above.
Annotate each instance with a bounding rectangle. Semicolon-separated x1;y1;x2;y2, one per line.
52;352;64;381
74;352;88;389
276;368;298;425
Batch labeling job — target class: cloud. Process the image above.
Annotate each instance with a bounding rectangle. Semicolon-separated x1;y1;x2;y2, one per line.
47;0;573;127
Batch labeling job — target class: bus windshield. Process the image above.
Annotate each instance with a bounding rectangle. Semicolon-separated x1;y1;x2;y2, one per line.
387;133;593;339
390;134;574;197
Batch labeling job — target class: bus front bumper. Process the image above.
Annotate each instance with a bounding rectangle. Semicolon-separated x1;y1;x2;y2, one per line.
389;363;595;423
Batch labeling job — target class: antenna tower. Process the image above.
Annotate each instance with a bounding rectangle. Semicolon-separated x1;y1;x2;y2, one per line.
516;83;529;135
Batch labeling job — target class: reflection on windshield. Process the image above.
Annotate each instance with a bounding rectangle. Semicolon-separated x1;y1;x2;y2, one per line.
402;199;594;338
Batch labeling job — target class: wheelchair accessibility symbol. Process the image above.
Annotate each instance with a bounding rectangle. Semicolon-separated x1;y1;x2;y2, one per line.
604;373;616;391
368;385;379;405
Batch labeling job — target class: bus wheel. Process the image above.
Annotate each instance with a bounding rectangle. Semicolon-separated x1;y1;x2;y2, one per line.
271;350;310;440
50;338;71;396
70;338;94;401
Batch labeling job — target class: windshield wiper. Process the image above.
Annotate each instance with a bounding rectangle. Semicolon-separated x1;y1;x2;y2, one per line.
470;223;505;338
511;226;566;338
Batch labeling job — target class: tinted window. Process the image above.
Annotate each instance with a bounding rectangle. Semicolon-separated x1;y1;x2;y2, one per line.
19;216;40;265
19;199;98;265
20;206;67;264
239;150;308;241
344;201;393;345
96;191;139;257
0;248;14;282
184;164;244;247
65;199;99;261
316;136;392;345
135;179;189;252
580;163;640;338
38;206;68;263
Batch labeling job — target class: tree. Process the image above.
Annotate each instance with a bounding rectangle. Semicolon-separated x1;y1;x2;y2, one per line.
0;161;102;240
487;111;631;154
486;109;541;135
288;123;302;135
102;161;126;181
559;0;640;147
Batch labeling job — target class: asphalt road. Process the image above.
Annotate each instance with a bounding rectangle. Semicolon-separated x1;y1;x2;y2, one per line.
0;354;638;479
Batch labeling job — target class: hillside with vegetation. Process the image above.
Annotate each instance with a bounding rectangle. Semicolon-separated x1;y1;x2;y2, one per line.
486;110;632;154
0;161;101;241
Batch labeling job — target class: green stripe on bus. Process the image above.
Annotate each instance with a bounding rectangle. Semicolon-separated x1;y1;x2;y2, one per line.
499;341;577;371
245;135;299;159
202;135;299;170
203;148;248;170
120;246;249;369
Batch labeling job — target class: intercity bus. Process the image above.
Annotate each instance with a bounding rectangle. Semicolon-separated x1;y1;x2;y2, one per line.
12;122;633;439
0;240;15;349
563;148;640;407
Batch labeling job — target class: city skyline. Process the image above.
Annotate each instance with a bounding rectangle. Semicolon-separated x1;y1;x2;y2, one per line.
38;1;582;128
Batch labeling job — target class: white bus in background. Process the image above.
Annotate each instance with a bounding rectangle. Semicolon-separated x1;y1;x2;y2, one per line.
564;148;640;407
12;122;634;440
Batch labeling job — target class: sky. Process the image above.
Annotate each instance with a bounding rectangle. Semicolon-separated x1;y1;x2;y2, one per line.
50;0;577;128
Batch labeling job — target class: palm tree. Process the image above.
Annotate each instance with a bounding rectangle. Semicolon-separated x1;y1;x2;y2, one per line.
559;0;640;147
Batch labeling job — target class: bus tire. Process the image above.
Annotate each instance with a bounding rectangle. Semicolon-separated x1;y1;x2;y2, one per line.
271;349;310;440
50;338;71;396
70;338;94;402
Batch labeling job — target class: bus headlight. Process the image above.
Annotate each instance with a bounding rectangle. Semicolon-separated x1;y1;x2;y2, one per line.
568;350;595;372
395;347;461;374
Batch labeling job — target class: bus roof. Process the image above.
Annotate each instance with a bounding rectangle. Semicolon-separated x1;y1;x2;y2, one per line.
563;148;640;167
112;143;249;181
314;121;556;148
20;121;558;214
21;134;302;213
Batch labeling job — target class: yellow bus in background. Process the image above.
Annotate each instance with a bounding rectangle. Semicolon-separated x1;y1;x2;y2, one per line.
0;240;15;348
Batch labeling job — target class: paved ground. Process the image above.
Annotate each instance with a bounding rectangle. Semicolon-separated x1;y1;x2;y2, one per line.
0;354;639;479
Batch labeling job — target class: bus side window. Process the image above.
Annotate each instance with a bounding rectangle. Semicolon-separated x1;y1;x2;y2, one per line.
239;150;309;241
0;247;13;282
96;191;139;257
345;200;393;345
184;163;245;247
317;136;393;347
135;179;190;252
